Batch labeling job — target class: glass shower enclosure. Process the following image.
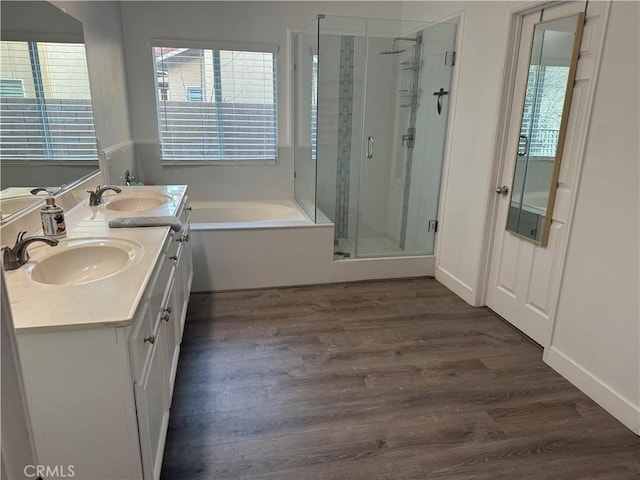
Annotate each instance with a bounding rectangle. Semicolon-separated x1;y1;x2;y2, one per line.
294;15;456;259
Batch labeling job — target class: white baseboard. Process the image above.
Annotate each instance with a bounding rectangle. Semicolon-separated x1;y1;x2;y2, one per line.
332;255;435;284
544;346;640;435
435;265;478;306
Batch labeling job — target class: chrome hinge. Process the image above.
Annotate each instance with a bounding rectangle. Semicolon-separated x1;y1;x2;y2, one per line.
428;220;438;233
401;127;416;148
445;51;456;66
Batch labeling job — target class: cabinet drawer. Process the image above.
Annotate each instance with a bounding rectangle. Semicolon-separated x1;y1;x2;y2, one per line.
147;256;175;332
131;234;176;382
172;197;191;245
176;195;191;225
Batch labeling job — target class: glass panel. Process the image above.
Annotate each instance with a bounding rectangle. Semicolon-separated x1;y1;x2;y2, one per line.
507;13;583;244
357;18;455;258
403;22;457;255
293;18;319;221
315;15;367;248
295;15;456;259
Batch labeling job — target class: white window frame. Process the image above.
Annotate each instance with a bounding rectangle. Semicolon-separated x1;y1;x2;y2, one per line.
151;39;279;165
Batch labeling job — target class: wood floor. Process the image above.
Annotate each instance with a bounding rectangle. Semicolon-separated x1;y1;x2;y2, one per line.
161;278;640;480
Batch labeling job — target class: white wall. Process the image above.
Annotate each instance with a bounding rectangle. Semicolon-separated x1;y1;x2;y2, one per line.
119;1;403;202
401;1;528;304
545;0;639;433
52;0;136;183
403;0;639;433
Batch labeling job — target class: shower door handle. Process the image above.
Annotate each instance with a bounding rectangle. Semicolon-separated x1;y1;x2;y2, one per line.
366;136;374;159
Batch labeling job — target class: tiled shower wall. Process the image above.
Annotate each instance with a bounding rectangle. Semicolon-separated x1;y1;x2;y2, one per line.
334;36;355;241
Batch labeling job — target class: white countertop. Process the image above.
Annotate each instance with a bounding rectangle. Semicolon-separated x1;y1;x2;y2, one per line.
5;185;187;333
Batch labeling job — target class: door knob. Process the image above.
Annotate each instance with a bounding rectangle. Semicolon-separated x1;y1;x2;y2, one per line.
496;185;509;196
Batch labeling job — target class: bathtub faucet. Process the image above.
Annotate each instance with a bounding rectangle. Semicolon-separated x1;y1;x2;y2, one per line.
124;169;137;186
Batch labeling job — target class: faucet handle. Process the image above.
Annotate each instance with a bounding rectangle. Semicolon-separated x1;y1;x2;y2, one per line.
2;246;20;271
15;230;27;247
14;231;29;263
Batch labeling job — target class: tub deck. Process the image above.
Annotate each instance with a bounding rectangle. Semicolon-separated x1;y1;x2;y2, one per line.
189;198;434;291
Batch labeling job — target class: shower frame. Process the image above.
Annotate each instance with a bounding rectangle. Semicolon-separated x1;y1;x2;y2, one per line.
293;14;457;260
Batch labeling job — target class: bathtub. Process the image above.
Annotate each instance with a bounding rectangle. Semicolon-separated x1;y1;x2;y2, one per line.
189;200;309;228
189;199;335;291
189;199;435;292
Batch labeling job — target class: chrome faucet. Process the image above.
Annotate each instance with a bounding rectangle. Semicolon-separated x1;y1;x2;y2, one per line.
123;169;137;186
30;187;54;196
2;231;58;271
87;185;122;206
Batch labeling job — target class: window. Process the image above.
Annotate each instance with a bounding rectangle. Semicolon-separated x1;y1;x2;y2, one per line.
520;64;568;157
153;45;277;162
0;41;98;161
186;86;204;102
0;79;25;98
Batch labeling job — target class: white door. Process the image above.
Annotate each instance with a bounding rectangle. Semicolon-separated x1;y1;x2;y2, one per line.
486;1;598;346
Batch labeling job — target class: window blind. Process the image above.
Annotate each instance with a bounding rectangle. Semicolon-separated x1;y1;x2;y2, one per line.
153;46;277;161
521;65;567;158
0;41;98;161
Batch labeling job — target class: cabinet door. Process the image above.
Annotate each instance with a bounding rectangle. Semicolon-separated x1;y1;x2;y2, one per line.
134;322;169;480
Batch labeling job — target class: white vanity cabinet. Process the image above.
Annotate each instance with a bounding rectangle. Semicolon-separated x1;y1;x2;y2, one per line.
15;194;193;480
130;199;192;479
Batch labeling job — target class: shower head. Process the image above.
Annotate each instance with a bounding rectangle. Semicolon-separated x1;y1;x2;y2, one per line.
379;47;406;55
378;36;419;55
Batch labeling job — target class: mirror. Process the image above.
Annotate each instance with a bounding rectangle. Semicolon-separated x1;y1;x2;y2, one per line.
0;1;99;221
507;13;584;245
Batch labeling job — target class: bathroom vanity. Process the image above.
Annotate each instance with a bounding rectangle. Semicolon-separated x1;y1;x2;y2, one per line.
4;185;192;480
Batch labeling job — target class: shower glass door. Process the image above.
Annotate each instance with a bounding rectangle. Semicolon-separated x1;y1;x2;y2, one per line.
308;15;456;259
357;18;456;257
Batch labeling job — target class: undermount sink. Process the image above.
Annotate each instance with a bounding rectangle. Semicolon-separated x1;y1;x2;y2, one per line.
27;238;143;286
104;193;171;212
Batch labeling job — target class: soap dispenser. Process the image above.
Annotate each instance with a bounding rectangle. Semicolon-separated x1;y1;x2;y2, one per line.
40;196;67;238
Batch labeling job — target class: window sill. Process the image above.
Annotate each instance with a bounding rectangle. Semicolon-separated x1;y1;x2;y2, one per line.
161;159;278;167
0;160;98;166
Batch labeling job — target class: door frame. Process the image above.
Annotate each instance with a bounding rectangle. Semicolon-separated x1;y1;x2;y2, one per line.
478;0;612;346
